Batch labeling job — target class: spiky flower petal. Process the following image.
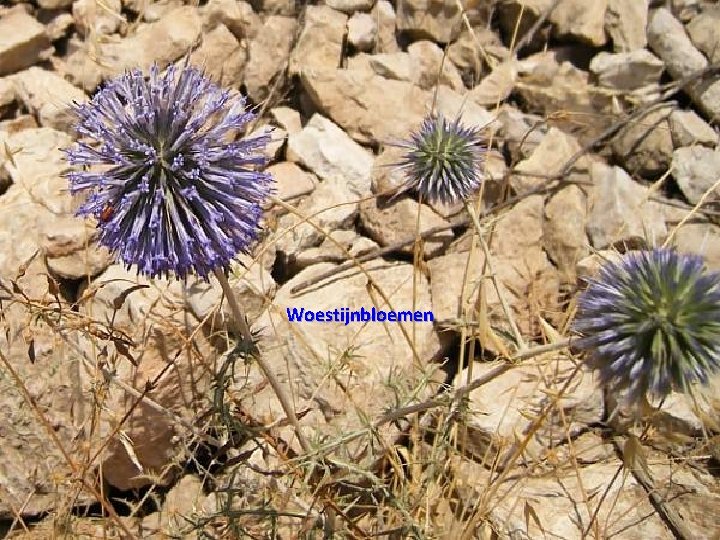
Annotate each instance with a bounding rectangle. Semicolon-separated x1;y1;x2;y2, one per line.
574;248;720;401
64;62;273;280
393;114;485;205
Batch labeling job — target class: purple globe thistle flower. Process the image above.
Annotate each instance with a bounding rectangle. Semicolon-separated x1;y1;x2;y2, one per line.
64;62;273;280
574;248;720;401
392;114;485;205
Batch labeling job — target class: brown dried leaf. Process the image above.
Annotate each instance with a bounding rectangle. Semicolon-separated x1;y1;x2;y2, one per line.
112;284;149;310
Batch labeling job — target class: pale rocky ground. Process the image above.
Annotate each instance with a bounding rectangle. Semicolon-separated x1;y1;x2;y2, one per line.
1;0;720;538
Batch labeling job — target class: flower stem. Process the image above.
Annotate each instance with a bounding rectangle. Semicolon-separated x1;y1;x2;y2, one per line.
213;267;312;454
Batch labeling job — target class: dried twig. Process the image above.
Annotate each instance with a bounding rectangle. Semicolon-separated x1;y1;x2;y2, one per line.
611;436;693;540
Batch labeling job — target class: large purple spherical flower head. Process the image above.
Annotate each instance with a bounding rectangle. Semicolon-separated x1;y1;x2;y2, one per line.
64;62;273;280
573;248;720;402
393;114;485;205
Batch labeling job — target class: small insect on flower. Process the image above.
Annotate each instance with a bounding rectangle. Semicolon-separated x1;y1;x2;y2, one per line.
63;61;273;280
573;248;720;403
391;113;486;205
99;202;114;223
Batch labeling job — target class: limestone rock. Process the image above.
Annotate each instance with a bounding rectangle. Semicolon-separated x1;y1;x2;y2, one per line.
55;38;102;92
436;195;560;341
202;0;259;40
646;464;720;539
648;8;720;122
45;13;75;42
138;1;187;23
188;24;246;88
10;67;87;132
511;127;583;196
668;109;719;147
370;0;400;53
449;27;509;79
42;217;114;279
0;114;38;134
673;146;720;209
647;8;706;82
0;9;51;76
671;0;700;22
350;235;379;257
550;0;608;46
325;0;375;13
275;175;361;261
80;265;219;491
347;13;377;52
487;195;560;336
38;0;73;7
0;129;91;517
514;51;613;131
141;475;208;537
287;114;374;196
576;249;624;280
589;50;664;90
456;358;602;459
360;197;454;258
372;0;400;53
289;6;347;77
301;68;494;145
693;79;720;124
0;303;93;518
427;250;488;322
253;0;297;16
611;105;673;177
407;40;465;92
362;52;413;81
270;106;302;134
686;6;720;64
294;230;367;268
259;126;286;161
396;0;461;43
468;60;517;106
586;163;667;249
244;16;296;104
605;0;649;51
266;162;317;205
496;105;548;161
371;145;407;197
63;5;203;91
672;222;720;272
72;0;123;36
543;185;589;282
447;31;482;81
1;127;72;197
0;77;15;116
482;461;672;537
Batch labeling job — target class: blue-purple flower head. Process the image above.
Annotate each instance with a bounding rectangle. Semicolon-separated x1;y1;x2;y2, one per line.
574;248;720;402
64;62;273;280
393;114;485;205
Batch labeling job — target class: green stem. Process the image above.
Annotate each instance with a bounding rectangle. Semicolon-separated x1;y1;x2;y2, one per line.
214;267;312;454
